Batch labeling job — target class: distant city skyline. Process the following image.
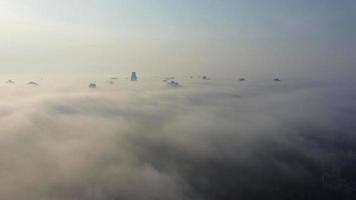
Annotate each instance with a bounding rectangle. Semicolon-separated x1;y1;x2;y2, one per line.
0;0;355;79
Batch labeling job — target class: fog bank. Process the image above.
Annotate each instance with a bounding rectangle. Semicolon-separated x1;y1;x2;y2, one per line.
0;77;355;199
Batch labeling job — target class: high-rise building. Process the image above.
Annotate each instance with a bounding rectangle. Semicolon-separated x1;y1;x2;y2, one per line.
131;72;138;81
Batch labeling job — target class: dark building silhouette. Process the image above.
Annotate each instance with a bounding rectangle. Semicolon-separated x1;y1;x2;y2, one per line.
167;81;181;87
27;81;38;86
273;78;281;82
88;83;96;88
131;72;137;81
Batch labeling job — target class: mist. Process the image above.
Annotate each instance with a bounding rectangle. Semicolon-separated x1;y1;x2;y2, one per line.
1;0;355;199
0;76;355;199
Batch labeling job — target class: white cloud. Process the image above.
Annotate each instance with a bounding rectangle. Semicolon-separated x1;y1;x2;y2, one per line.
0;77;355;199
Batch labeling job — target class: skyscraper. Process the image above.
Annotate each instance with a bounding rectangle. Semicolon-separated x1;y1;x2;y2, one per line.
131;72;137;81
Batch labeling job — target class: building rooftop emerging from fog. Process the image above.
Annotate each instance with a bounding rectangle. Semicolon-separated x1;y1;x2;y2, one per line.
131;72;137;81
27;81;38;86
6;80;15;84
167;81;181;88
88;83;97;88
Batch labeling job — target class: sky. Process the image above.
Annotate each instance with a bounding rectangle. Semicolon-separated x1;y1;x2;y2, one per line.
0;0;355;78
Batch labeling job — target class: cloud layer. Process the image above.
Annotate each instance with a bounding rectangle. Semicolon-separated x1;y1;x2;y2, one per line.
0;78;355;200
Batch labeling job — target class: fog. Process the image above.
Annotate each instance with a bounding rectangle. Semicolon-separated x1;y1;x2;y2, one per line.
0;76;355;199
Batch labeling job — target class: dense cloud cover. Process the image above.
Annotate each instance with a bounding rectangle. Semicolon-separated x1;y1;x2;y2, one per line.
0;77;355;200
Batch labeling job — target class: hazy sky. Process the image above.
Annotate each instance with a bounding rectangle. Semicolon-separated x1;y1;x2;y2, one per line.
0;0;355;77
